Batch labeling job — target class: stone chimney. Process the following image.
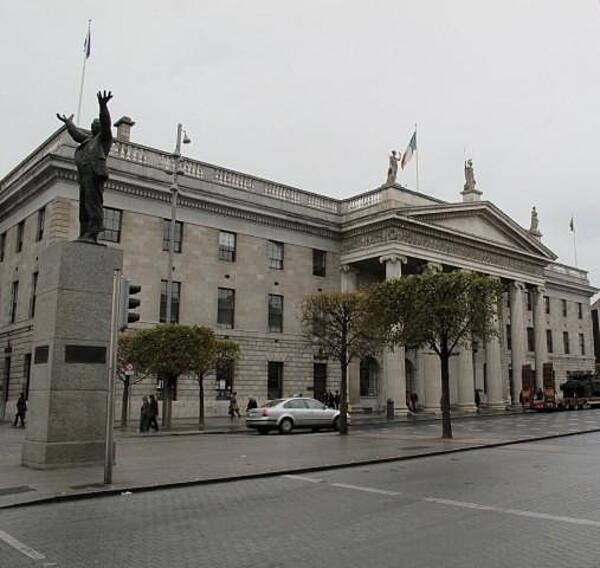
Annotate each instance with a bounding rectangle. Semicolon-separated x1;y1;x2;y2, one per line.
113;116;135;142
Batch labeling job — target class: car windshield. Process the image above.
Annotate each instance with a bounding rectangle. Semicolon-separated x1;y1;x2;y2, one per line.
263;399;285;408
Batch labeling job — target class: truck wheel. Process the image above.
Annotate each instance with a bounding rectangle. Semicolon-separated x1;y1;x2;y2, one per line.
279;418;293;434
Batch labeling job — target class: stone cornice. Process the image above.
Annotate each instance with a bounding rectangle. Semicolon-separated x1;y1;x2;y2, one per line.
1;159;341;241
341;218;548;277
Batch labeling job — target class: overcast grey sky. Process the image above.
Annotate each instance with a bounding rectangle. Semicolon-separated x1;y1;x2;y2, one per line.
1;1;599;287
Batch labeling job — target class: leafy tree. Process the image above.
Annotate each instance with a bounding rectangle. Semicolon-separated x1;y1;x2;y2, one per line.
117;334;150;428
125;325;200;430
300;291;384;435
370;271;502;439
190;326;239;428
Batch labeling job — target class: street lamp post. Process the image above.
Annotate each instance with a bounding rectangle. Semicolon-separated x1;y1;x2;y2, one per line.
165;123;190;324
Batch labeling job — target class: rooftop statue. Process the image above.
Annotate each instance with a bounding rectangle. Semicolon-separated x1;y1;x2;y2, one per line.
57;91;114;244
464;158;476;192
387;150;401;184
530;206;539;233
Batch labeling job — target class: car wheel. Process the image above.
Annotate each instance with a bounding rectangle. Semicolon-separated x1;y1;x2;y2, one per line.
333;417;340;431
257;427;269;435
279;418;293;434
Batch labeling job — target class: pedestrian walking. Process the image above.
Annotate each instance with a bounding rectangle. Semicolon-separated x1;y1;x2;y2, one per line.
229;392;241;419
139;396;150;432
13;393;27;427
148;394;159;432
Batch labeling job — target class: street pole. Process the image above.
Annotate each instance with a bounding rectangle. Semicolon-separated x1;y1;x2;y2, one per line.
104;269;121;485
166;123;183;324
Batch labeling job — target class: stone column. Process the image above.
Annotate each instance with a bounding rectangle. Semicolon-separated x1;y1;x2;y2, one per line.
22;241;123;469
379;255;408;414
533;286;547;389
340;264;360;407
486;295;505;409
420;261;443;413
422;350;441;413
456;343;476;412
509;281;526;405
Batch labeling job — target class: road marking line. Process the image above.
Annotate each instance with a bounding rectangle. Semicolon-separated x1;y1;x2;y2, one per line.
330;483;402;496
424;497;600;528
0;528;46;560
284;475;323;483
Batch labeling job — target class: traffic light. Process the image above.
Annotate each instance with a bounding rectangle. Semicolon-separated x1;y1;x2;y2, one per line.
119;278;142;331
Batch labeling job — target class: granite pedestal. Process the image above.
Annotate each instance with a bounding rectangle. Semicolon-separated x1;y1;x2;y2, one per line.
22;241;123;469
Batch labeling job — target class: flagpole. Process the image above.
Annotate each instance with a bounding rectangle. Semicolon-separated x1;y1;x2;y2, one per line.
415;122;420;191
572;215;578;266
76;20;91;125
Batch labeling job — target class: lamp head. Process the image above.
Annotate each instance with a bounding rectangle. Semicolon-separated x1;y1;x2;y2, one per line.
182;130;191;145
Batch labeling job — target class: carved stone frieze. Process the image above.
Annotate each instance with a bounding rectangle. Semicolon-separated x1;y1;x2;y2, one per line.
342;222;546;276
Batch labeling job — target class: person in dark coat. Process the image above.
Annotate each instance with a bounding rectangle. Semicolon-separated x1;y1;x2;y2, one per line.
13;393;27;427
148;394;159;432
56;90;113;243
139;396;150;432
246;396;258;413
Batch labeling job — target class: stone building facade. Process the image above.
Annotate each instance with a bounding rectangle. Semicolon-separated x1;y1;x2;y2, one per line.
0;122;596;422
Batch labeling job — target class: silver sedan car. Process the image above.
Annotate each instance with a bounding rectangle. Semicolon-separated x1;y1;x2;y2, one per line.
246;396;341;434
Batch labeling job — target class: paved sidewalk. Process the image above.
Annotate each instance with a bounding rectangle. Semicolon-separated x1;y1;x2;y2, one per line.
1;409;599;510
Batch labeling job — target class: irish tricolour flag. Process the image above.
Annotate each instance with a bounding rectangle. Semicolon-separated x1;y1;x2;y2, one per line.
401;130;417;170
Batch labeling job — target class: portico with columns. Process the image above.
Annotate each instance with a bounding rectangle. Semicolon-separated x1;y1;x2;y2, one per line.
337;175;563;414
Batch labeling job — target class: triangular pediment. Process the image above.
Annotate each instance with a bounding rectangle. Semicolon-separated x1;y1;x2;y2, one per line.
404;201;557;260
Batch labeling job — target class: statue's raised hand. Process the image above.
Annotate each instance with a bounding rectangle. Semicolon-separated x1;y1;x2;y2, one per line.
56;113;74;124
97;90;113;105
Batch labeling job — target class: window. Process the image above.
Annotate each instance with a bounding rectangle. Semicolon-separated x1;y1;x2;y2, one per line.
527;327;534;352
16;221;24;253
506;325;512;351
29;272;38;319
268;294;283;332
0;232;5;262
36;207;46;242
99;208;122;243
579;333;585;355
505;293;510;308
216;359;235;400
578;302;583;319
526;290;533;311
546;330;553;353
563;331;570;355
160;280;181;323
268;362;283;400
217;288;235;328
218;231;236;262
10;281;19;323
312;249;326;277
544;296;550;314
267;240;284;270
162;220;183;253
562;299;567;317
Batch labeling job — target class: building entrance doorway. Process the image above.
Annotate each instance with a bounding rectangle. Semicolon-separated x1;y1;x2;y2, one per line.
313;363;327;402
360;356;379;398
